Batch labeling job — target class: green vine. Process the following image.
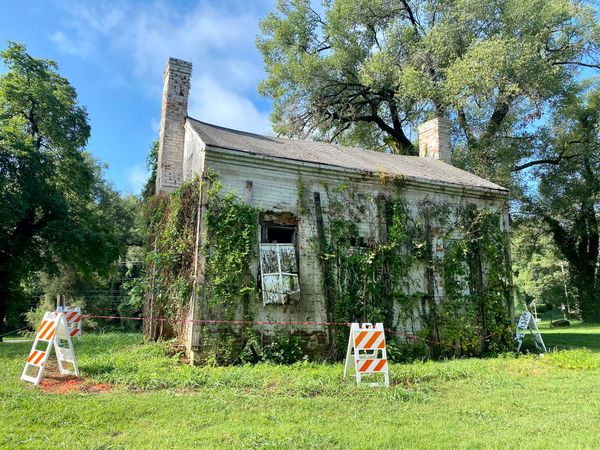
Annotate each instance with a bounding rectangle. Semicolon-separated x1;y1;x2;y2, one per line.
146;173;259;357
145;178;201;338
322;182;513;358
204;173;259;318
147;172;513;362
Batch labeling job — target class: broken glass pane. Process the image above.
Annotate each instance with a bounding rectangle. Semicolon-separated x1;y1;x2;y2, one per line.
279;244;298;273
262;274;283;304
260;245;279;273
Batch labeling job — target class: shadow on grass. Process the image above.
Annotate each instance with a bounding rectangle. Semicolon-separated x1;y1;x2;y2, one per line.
540;323;600;352
544;334;600;352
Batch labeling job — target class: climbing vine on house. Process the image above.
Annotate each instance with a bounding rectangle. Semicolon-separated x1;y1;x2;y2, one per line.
322;180;513;358
145;178;201;339
146;171;512;361
204;175;258;307
145;173;259;355
437;207;513;355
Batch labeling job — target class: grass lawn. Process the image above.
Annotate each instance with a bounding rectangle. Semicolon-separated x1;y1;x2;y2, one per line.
2;325;600;449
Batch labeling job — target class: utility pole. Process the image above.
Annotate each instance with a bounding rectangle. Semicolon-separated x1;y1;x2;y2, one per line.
560;261;570;319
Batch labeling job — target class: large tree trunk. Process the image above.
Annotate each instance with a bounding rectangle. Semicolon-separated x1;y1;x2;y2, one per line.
545;201;599;322
0;268;10;342
572;262;600;322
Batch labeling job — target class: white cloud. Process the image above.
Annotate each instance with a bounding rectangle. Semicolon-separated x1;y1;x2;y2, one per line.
49;30;94;57
127;164;149;194
51;0;272;134
189;75;271;134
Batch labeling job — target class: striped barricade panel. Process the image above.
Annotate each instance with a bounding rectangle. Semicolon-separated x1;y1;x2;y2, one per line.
344;322;390;387
36;316;58;342
21;311;79;385
26;350;47;367
353;329;386;351
356;358;388;374
60;307;82;338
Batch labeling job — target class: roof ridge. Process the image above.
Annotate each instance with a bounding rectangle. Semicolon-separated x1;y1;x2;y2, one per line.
185;116;508;193
186;115;387;156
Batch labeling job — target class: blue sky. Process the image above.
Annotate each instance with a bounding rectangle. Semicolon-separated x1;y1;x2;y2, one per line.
0;0;275;194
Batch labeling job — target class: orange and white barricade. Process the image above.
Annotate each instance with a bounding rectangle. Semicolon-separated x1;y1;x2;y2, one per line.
21;311;79;386
343;322;389;387
57;306;82;340
515;311;546;353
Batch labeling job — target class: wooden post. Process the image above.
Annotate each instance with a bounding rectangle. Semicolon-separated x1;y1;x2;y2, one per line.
241;181;254;350
145;236;158;341
376;194;393;330
189;173;210;359
423;202;441;357
314;191;335;358
466;206;487;354
473;237;487;353
502;205;516;324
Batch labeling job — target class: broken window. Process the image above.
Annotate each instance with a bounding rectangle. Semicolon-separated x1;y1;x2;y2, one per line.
259;214;299;305
262;221;296;244
259;243;300;305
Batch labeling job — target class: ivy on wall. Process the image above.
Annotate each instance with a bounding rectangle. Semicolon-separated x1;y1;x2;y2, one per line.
145;178;200;339
145;173;258;354
146;172;513;362
436;207;513;356
321;181;513;358
204;174;259;317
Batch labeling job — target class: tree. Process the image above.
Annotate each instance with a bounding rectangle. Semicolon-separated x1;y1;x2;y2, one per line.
512;223;572;314
258;0;599;185
141;140;158;201
522;84;600;321
0;42;129;337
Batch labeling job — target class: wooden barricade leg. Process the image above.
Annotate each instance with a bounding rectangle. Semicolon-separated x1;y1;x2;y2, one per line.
529;320;547;353
53;314;79;376
343;323;357;381
21;312;59;385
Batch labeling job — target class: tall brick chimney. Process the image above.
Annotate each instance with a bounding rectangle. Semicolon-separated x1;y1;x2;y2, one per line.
417;117;451;164
156;57;192;194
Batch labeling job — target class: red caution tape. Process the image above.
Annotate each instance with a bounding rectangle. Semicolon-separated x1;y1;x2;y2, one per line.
82;314;350;327
81;314;498;346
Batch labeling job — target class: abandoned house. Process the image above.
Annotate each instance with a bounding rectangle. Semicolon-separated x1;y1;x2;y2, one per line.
148;57;514;363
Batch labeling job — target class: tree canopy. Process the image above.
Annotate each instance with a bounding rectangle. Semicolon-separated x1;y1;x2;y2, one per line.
519;84;600;321
258;0;600;322
258;0;599;185
0;42;132;336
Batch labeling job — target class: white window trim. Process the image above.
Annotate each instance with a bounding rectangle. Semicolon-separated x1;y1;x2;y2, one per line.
259;243;300;305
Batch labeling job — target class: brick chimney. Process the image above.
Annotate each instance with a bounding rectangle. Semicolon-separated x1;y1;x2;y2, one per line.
417;117;451;164
156;57;192;194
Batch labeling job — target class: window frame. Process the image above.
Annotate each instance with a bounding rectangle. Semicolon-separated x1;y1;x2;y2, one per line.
259;243;300;305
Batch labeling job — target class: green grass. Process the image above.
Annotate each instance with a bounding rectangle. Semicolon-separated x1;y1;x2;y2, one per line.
540;321;600;351
2;326;600;449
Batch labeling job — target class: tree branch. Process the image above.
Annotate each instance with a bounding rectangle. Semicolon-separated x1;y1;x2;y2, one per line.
400;0;420;35
457;108;475;148
512;154;578;171
551;61;600;70
512;139;584;171
480;96;512;145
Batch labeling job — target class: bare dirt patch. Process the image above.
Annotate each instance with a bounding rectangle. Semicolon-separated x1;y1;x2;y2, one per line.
39;369;113;394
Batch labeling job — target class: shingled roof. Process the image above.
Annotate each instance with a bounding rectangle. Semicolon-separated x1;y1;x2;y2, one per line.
187;118;507;194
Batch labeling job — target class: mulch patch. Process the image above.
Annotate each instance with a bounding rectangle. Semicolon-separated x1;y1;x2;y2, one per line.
37;362;113;393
